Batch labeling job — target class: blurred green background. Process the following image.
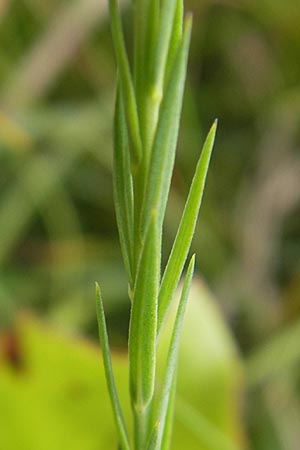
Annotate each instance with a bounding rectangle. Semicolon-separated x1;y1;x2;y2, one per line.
0;0;299;449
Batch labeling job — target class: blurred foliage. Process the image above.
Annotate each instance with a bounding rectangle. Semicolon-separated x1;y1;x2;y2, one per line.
0;0;299;449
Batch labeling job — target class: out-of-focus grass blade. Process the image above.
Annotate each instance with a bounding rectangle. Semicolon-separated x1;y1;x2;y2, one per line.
176;398;241;450
128;215;160;411
147;255;195;450
0;150;81;264
95;283;131;450
245;319;300;387
109;0;142;162
157;121;217;335
141;15;192;236
113;86;134;287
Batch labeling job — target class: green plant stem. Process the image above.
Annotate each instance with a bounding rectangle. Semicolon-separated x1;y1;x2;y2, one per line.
134;405;151;450
103;1;217;448
147;255;195;450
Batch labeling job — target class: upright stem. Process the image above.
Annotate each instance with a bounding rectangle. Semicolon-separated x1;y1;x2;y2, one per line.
106;2;215;450
134;406;150;450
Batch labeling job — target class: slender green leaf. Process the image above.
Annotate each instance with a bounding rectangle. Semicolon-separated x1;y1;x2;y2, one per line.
164;0;183;85
109;0;142;162
245;319;300;387
134;0;150;98
137;0;183;165
136;0;160;155
95;283;131;450
160;370;177;450
147;255;195;450
113;86;134;286
134;0;159;101
128;215;160;411
152;0;182;99
140;15;192;236
157;120;217;335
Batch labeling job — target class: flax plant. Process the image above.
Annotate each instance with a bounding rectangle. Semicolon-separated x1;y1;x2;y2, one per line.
96;1;217;449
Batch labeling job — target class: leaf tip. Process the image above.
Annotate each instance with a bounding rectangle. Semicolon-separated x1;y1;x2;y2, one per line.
187;254;196;278
185;11;193;25
95;281;101;296
208;119;218;146
95;282;103;317
211;119;218;136
183;12;193;36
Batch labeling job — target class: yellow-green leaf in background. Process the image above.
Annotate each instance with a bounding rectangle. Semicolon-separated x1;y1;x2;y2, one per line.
0;278;244;450
0;317;130;450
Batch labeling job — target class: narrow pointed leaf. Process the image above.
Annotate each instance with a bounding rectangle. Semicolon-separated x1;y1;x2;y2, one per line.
176;398;241;450
140;15;192;236
152;0;182;97
145;0;159;78
164;0;183;84
138;0;182;160
157;121;217;335
160;370;177;450
134;0;160;162
113;87;134;286
147;255;195;450
128;215;160;411
95;283;131;450
109;0;142;162
134;0;159;103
